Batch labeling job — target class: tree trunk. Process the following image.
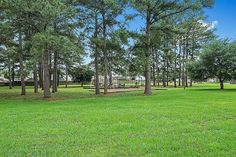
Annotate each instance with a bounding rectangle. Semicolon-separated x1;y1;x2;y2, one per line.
144;8;152;95
33;64;38;93
152;52;156;86
155;51;160;86
11;63;15;87
182;39;185;88
163;70;166;87
185;40;189;88
94;13;100;94
94;46;100;94
166;61;169;87
52;51;58;93
38;61;43;89
57;72;60;87
178;53;181;86
185;70;188;87
65;65;68;88
163;56;167;87
173;45;177;88
8;62;12;89
190;79;193;87
43;47;51;98
49;52;52;88
104;52;108;94
174;56;177;88
109;70;112;88
102;12;108;94
190;45;194;87
19;30;26;95
145;62;152;94
220;79;224;90
152;66;156;86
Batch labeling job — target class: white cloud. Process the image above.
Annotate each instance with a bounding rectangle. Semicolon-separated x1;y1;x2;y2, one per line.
211;20;218;29
198;20;218;30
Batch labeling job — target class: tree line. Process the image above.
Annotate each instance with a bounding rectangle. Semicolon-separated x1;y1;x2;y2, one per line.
0;0;215;98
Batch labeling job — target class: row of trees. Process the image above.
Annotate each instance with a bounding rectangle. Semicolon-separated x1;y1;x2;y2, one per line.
0;0;215;98
1;0;83;98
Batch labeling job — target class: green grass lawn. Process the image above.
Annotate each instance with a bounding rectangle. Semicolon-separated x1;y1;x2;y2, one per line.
0;84;236;156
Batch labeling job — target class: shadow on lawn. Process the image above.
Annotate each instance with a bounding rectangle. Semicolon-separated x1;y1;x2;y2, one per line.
190;88;236;92
0;89;142;101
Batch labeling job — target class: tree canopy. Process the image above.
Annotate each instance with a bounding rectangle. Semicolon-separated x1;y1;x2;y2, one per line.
187;39;236;89
1;0;228;97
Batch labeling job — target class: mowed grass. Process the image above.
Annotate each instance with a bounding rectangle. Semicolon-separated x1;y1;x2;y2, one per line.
0;84;236;156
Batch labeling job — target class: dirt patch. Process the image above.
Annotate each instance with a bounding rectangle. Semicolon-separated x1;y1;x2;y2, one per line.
103;93;113;96
135;93;150;96
153;88;168;90
96;88;144;93
38;97;66;101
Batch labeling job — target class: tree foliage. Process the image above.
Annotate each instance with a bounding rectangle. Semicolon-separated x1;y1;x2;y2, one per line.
187;39;236;89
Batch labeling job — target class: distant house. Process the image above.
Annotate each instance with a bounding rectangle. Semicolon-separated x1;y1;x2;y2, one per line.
207;78;218;83
230;80;236;84
0;77;9;85
91;74;145;88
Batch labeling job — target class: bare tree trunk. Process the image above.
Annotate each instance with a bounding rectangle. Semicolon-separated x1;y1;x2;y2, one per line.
220;79;224;90
109;70;112;88
43;47;51;98
65;65;68;88
152;52;156;86
152;66;156;86
11;64;15;87
178;52;182;87
145;62;152;94
174;54;177;88
155;51;160;86
104;54;108;94
144;8;152;95
49;52;52;88
190;42;194;87
38;61;43;89
19;30;26;95
8;62;12;89
94;47;100;94
182;39;185;88
52;51;58;93
57;71;60;87
185;40;189;88
163;71;166;87
178;45;182;87
166;61;169;87
182;63;185;90
173;44;177;88
163;56;167;87
189;54;193;87
190;80;193;86
94;13;100;94
33;64;38;93
102;12;108;94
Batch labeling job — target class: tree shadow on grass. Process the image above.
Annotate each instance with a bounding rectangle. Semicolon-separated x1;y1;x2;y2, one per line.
190;88;236;92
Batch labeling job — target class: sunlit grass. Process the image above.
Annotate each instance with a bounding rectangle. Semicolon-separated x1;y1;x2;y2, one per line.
0;83;235;156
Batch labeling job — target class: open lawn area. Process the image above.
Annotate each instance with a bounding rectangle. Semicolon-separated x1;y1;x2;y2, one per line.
0;84;236;156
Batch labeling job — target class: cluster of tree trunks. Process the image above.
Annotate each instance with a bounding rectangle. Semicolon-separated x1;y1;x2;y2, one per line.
151;37;194;88
15;47;59;98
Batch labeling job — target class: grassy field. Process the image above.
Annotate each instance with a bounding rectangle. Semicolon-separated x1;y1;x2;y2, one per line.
0;83;235;156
